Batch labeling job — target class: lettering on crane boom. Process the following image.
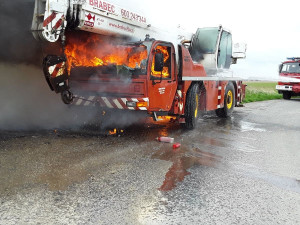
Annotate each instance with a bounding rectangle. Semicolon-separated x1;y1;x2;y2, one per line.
89;0;147;24
89;0;116;13
121;9;147;24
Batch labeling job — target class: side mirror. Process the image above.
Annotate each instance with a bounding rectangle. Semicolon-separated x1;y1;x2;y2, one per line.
154;52;164;72
232;43;247;64
278;64;283;73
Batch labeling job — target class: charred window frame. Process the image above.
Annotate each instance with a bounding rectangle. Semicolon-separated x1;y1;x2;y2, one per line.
133;41;152;75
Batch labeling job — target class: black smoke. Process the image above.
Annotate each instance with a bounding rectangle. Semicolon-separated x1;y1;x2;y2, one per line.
0;0;147;131
0;0;42;66
0;0;72;131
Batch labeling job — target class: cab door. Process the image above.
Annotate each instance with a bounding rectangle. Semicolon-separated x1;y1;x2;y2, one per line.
148;43;177;112
217;31;232;69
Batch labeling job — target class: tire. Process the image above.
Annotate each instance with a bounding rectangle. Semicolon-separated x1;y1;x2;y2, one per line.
184;84;200;129
216;82;235;118
283;91;292;100
61;90;73;104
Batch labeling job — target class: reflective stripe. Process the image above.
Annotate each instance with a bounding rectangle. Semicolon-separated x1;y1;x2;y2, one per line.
113;99;123;109
72;96;148;110
102;97;113;108
88;96;96;101
43;12;56;27
53;15;64;30
84;101;91;106
138;107;147;110
76;99;83;105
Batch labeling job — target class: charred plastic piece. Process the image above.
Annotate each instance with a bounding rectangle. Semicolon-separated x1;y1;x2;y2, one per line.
43;55;69;93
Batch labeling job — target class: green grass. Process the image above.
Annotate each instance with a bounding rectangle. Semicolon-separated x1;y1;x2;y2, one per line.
243;82;282;103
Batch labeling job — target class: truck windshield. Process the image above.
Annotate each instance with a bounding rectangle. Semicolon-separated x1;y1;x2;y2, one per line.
66;38;150;77
281;63;300;73
189;27;219;62
114;42;151;76
92;43;149;76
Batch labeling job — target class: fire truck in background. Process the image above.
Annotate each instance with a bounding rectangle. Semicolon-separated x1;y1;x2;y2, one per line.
276;57;300;100
31;0;247;129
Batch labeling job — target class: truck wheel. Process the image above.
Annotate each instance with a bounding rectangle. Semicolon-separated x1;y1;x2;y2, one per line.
184;84;200;129
216;82;235;118
61;90;73;104
283;91;292;100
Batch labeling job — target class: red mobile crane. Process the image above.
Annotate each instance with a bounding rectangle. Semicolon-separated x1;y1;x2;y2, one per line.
31;0;247;129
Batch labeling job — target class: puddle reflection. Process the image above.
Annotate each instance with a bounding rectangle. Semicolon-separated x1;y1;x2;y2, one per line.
152;146;221;191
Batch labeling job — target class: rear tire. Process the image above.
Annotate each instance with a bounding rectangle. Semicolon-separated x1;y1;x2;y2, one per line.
216;82;235;118
184;84;200;129
283;91;292;100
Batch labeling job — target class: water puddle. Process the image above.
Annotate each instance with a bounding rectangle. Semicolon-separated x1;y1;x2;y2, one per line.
240;121;266;132
152;145;221;191
37;166;89;191
233;163;300;194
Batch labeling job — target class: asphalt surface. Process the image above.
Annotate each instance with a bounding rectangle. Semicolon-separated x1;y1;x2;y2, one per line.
0;99;300;225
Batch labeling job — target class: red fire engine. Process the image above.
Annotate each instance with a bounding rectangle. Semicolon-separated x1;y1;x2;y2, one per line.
276;57;300;99
31;0;247;129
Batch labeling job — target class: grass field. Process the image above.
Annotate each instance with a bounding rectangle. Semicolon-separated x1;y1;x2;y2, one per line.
243;82;282;103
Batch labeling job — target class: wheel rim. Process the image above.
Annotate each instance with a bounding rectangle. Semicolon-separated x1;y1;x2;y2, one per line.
195;94;199;118
226;90;233;109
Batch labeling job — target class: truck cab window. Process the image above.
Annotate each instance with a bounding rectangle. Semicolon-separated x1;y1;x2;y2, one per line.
281;64;288;72
281;63;300;73
218;31;232;69
151;45;171;79
189;27;219;61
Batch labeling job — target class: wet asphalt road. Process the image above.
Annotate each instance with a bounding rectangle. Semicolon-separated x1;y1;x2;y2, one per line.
0;99;300;225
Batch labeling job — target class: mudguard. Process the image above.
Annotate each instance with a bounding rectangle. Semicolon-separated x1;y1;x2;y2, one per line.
43;55;69;93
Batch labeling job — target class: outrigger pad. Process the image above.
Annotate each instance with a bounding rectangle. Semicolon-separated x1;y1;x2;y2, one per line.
43;55;69;93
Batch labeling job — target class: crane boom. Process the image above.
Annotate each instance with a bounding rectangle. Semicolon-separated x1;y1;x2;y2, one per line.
31;0;192;44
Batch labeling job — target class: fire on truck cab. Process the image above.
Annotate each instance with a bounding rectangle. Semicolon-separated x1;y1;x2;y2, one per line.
31;0;247;129
276;57;300;100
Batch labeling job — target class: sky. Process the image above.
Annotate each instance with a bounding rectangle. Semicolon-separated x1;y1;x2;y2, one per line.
112;0;300;79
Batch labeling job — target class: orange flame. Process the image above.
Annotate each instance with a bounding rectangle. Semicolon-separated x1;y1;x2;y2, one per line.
109;128;124;135
109;128;117;135
157;116;177;122
64;32;148;73
151;46;170;78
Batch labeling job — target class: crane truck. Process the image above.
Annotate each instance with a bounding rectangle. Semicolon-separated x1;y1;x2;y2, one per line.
31;0;247;129
276;57;300;100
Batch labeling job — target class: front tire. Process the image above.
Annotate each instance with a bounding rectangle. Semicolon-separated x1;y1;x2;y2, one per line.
184;84;200;129
283;91;292;100
61;90;73;104
216;82;235;118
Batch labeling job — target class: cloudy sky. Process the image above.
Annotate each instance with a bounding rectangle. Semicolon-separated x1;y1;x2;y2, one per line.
112;0;300;79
